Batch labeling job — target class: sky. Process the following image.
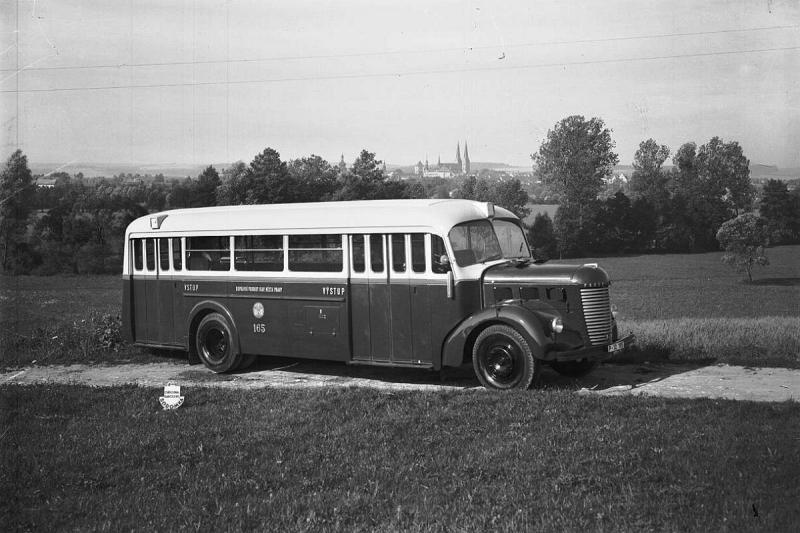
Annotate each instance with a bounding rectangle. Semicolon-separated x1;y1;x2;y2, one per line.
1;0;799;172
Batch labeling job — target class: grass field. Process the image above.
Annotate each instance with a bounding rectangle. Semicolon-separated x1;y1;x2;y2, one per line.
2;250;799;531
559;244;800;368
2;245;798;369
2;386;798;532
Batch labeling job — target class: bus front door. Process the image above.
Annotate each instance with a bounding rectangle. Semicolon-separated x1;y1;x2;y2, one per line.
350;234;426;365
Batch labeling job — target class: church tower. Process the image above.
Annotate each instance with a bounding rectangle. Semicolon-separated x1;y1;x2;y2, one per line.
455;142;462;173
338;154;347;173
463;140;470;175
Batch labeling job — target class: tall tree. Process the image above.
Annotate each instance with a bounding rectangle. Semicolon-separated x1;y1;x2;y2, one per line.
760;179;800;244
0;150;35;271
193;165;221;207
215;161;250;205
287;155;338;202
630;138;670;206
334;150;410;200
695;136;753;213
247;147;292;204
532;115;619;206
668;138;753;251
532;116;618;256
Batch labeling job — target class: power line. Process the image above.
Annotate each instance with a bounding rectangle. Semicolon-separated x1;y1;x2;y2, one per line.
2;44;798;94
0;24;797;74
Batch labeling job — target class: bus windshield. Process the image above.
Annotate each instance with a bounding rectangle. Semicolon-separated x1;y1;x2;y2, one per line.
492;219;531;260
448;219;530;267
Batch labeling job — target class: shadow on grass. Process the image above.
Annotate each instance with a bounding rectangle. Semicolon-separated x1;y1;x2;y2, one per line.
747;277;800;286
542;360;711;393
191;347;716;393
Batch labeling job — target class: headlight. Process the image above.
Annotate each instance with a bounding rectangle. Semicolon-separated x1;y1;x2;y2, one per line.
551;317;564;334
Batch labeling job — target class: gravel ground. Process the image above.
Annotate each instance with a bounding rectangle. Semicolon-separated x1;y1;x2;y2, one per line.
2;359;798;402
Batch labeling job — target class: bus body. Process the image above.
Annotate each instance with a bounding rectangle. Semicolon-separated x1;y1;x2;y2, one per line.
122;199;633;389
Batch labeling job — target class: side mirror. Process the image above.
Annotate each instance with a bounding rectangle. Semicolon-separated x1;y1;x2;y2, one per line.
434;254;451;273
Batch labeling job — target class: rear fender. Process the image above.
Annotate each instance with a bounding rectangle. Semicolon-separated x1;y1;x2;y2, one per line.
440;304;552;368
186;300;241;360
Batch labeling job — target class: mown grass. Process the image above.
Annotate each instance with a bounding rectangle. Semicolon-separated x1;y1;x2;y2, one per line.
1;245;798;368
0;275;122;335
2;386;798;532
564;244;800;367
617;317;800;368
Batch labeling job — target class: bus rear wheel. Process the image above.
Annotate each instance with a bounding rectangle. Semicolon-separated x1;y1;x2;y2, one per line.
196;313;241;373
472;325;540;390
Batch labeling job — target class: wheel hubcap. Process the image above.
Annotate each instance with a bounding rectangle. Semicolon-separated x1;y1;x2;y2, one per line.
203;328;228;364
480;336;521;386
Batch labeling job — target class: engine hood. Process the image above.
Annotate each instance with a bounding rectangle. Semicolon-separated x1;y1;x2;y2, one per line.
483;261;610;286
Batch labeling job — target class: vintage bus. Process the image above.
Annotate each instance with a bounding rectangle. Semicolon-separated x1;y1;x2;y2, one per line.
122;199;633;389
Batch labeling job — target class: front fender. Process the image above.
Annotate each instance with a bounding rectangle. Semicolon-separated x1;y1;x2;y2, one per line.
440;304;553;368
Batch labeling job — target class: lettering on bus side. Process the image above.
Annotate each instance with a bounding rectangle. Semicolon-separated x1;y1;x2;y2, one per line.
184;283;199;293
322;286;345;296
234;285;283;294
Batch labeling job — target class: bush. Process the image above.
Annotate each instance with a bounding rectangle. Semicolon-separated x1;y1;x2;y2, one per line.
716;213;769;282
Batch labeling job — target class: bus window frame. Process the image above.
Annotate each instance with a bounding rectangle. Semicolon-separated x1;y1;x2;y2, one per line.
171;237;183;272
158;237;170;272
389;233;408;276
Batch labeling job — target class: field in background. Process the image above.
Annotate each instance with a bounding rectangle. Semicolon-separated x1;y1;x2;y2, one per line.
1;245;798;368
2;386;797;531
523;203;559;226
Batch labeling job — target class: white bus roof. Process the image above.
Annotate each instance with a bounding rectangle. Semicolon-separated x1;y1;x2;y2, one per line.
125;199;518;236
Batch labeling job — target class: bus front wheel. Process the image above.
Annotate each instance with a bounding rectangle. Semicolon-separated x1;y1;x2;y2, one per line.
472;325;540;390
196;313;241;373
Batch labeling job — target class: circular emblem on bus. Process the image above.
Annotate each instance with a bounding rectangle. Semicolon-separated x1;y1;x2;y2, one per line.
252;302;264;319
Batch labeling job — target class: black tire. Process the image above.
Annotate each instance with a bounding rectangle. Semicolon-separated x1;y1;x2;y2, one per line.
195;313;240;373
472;325;540;390
550;359;597;378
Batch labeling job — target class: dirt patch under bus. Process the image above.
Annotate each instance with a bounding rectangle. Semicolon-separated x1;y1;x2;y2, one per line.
2;358;798;402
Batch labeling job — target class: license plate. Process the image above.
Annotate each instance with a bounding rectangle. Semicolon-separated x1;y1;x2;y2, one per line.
607;340;625;352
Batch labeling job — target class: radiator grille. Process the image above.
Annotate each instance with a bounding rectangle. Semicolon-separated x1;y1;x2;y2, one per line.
580;287;612;345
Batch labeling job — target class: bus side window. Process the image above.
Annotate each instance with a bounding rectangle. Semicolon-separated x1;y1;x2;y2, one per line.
431;235;449;274
187;236;230;271
288;235;343;272
370;234;384;273
234;235;283;271
159;238;170;271
145;239;156;272
410;233;425;273
172;237;183;270
351;235;365;273
133;239;143;271
391;234;406;273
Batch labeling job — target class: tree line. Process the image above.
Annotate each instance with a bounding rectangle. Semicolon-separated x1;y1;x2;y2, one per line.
527;116;800;260
1;115;798;274
0;148;531;274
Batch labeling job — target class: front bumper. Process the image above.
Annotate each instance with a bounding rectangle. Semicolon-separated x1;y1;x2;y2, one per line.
543;333;636;362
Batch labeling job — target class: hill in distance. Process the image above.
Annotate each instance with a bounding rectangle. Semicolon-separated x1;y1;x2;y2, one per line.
30;161;799;181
